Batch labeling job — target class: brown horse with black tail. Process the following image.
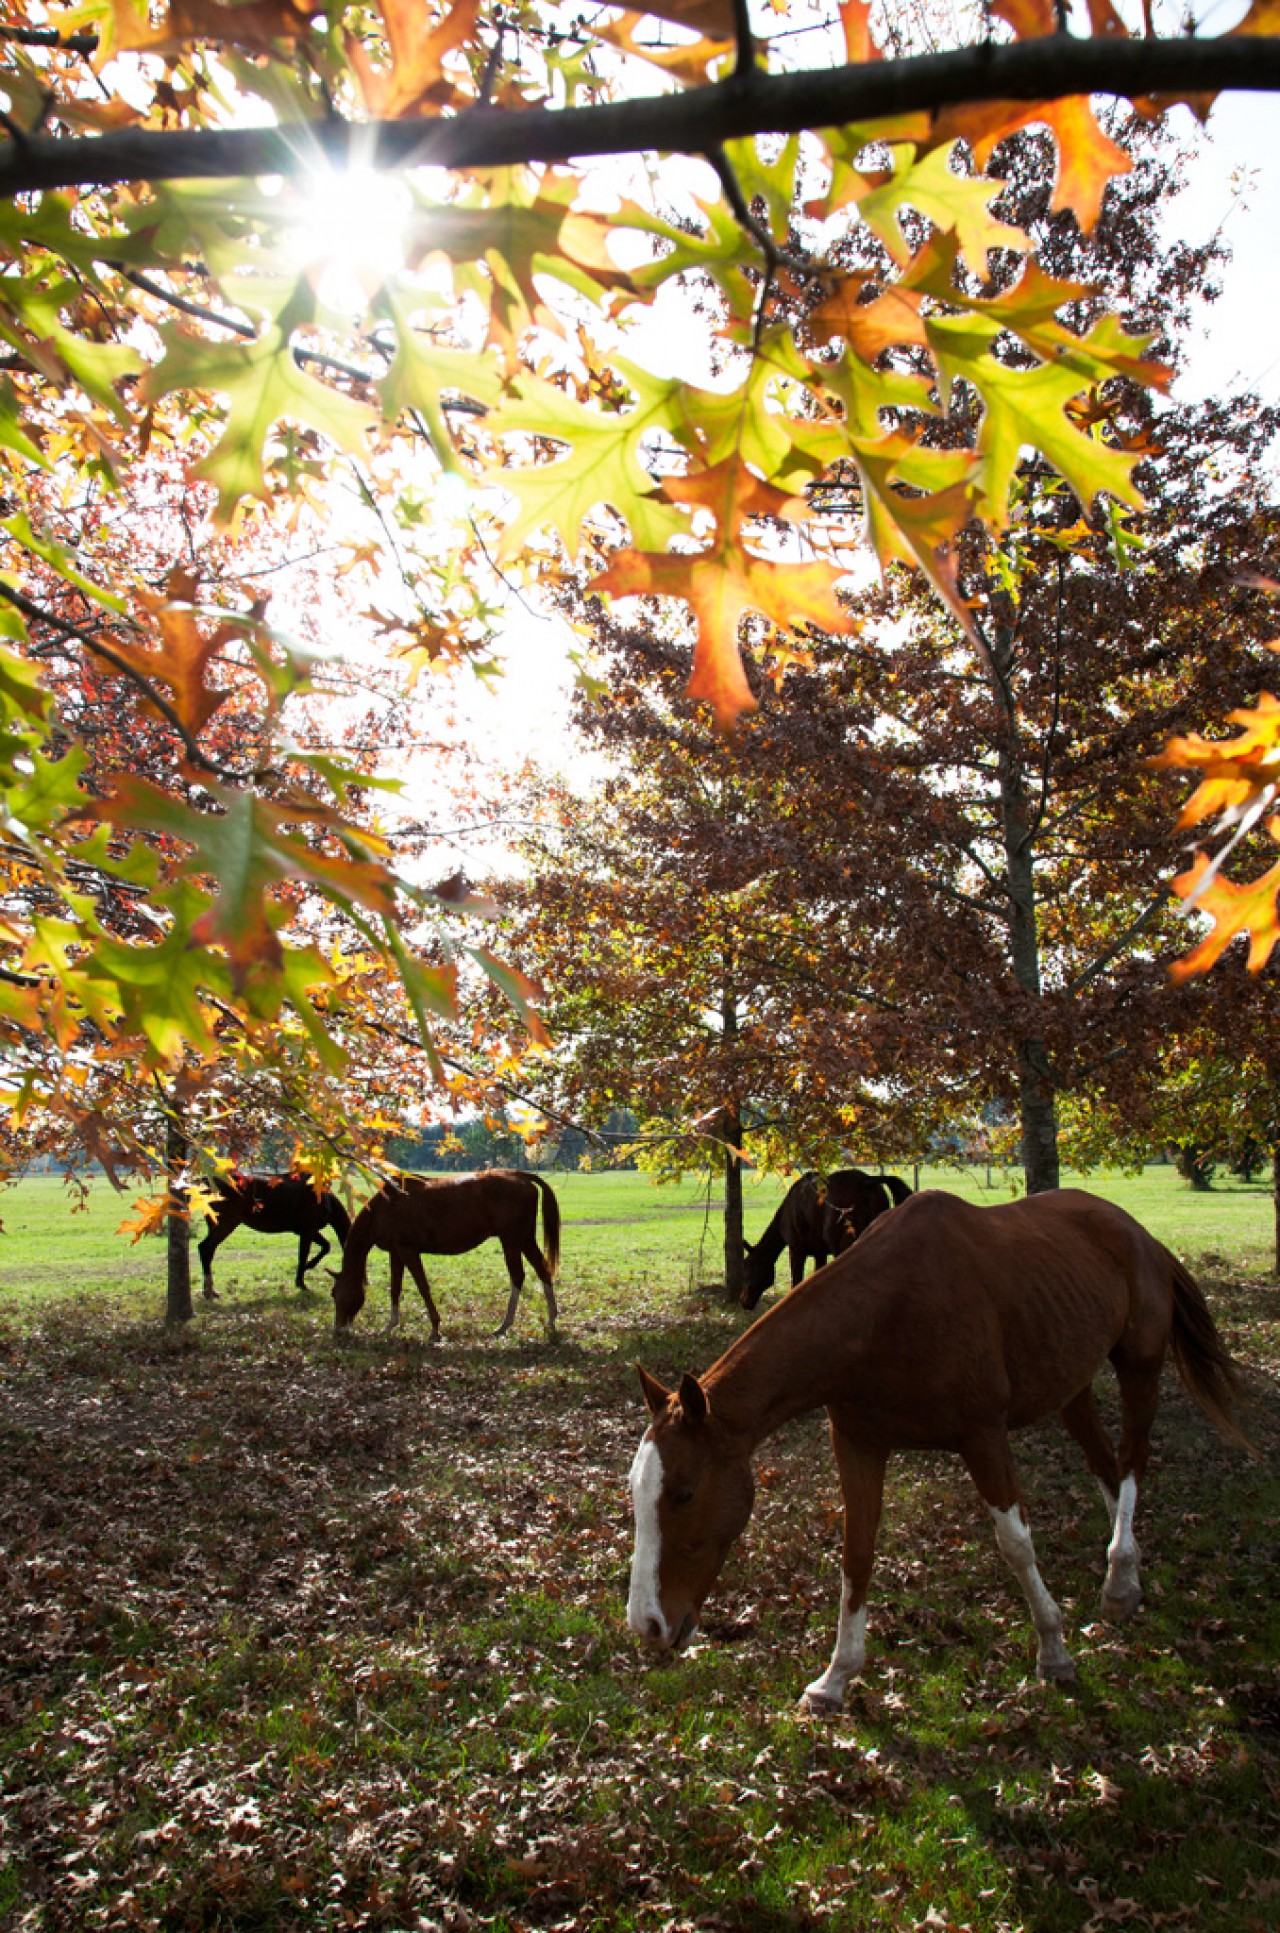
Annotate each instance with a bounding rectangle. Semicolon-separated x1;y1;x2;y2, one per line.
631;1188;1249;1709
741;1167;910;1308
198;1173;352;1298
330;1170;560;1340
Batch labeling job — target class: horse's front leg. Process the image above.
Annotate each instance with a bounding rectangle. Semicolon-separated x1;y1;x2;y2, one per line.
386;1253;404;1333
963;1427;1075;1684
787;1243;807;1289
801;1427;886;1714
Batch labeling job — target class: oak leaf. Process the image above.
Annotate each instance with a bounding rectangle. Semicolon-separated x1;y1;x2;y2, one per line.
1169;851;1280;982
592;544;850;731
346;0;480;118
1152;692;1280;831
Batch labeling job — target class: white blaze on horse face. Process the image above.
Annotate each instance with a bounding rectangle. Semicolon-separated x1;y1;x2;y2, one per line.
627;1435;669;1645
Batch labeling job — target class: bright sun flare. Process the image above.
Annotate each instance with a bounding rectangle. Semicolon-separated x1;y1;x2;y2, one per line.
287;163;413;313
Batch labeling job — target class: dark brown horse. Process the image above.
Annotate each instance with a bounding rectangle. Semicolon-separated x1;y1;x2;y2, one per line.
198;1173;351;1298
630;1188;1248;1708
741;1168;910;1308
330;1170;560;1340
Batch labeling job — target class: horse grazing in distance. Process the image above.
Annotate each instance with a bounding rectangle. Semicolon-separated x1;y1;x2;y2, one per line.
198;1173;351;1298
630;1188;1249;1709
741;1167;910;1308
820;1167;911;1258
330;1170;560;1341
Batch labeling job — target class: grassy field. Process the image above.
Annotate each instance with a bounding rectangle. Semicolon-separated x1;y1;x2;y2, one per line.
0;1165;1277;1931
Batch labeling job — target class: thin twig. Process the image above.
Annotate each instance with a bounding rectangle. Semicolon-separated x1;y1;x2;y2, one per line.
0;581;254;784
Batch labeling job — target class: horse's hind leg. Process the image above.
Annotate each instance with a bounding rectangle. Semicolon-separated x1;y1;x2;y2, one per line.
496;1238;526;1336
298;1230;329;1289
801;1427;886;1714
523;1239;558;1336
1097;1360;1162;1622
1059;1385;1121;1518
402;1252;441;1342
962;1427;1075;1684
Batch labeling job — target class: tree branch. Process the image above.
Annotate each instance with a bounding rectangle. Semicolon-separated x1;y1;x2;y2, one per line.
0;581;258;785
5;36;1280;196
1063;882;1177;996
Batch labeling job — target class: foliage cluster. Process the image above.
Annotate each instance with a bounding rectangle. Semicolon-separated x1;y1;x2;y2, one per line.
3;0;1280;1212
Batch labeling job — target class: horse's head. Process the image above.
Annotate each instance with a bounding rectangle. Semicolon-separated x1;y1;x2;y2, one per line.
627;1366;754;1653
328;1258;366;1331
740;1240;773;1309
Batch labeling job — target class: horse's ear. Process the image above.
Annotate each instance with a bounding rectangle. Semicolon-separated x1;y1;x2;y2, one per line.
636;1365;670;1416
678;1372;708;1424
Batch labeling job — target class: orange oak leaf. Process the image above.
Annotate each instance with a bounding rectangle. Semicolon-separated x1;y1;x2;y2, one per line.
115;568;235;738
594;13;732;84
660;456;807;531
934;95;1131;231
1169;849;1280;982
592;545;850;731
346;0;480;118
637;0;735;31
1233;0;1280;31
809;278;927;359
837;0;878;61
1151;691;1280;831
98;0;313;59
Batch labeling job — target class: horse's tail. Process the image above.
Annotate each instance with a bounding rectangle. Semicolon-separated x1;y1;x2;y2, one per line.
881;1174;912;1205
1168;1255;1253;1453
527;1174;561;1279
325;1193;352;1245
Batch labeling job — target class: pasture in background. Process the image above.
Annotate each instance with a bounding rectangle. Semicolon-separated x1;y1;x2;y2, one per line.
0;1163;1276;1930
0;1161;1275;1327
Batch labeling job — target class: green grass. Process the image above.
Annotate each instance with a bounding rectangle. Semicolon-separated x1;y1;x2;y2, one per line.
2;1159;1274;1325
0;1165;1276;1931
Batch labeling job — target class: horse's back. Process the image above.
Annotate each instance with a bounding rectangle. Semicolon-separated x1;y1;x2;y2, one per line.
812;1188;1173;1435
379;1169;544;1252
215;1173;328;1233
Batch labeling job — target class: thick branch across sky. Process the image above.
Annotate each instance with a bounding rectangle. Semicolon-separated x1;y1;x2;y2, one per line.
3;33;1280;196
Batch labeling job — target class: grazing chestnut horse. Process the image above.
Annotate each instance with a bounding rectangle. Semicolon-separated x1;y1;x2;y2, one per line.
630;1188;1248;1709
741;1168;910;1309
197;1173;351;1298
330;1170;560;1340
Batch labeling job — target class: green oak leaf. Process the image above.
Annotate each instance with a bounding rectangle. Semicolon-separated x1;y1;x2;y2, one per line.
928;318;1144;522
376;287;500;471
491;357;690;559
142;299;375;517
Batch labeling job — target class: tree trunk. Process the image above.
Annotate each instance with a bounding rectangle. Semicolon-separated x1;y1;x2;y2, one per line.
993;621;1060;1197
722;1103;745;1304
165;1108;193;1325
720;985;745;1303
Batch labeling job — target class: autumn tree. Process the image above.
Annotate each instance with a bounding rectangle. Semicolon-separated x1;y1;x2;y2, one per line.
779;122;1280;1195
2;0;1280;1247
507;606;950;1296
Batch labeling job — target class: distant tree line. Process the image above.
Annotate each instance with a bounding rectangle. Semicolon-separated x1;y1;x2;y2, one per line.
381;1110;641;1174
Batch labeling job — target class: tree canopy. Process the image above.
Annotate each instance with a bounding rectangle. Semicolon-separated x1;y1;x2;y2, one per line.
3;0;1280;1190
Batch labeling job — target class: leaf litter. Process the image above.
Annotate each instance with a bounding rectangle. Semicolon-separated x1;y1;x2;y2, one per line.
0;1271;1276;1932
